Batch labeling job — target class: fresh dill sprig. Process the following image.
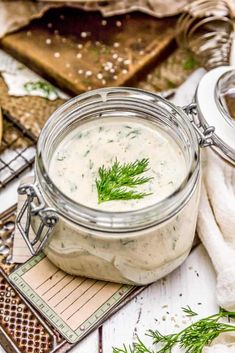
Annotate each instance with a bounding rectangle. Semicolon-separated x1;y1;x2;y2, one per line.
113;337;154;353
113;307;235;353
182;305;198;317
95;158;153;204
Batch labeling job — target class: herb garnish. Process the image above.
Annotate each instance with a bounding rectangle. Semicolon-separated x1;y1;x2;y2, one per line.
113;307;235;353
24;81;59;99
96;158;153;204
183;56;198;71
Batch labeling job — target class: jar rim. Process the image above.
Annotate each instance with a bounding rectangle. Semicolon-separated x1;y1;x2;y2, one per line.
36;87;200;232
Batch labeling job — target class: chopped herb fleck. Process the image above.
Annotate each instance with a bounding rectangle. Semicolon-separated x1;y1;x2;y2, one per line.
84;149;90;157
24;81;58;99
89;159;94;170
76;133;83;139
56;151;67;161
126;129;141;139
69;182;78;192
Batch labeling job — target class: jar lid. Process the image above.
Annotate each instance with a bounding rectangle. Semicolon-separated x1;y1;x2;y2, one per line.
195;66;235;165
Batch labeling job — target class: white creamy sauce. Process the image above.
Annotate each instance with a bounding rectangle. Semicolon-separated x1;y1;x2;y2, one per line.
42;117;199;284
49;118;186;212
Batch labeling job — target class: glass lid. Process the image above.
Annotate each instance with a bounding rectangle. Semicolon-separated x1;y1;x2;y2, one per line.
195;66;235;165
215;70;235;124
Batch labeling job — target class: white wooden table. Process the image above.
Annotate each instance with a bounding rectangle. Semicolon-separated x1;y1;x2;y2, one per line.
0;166;218;353
0;67;219;352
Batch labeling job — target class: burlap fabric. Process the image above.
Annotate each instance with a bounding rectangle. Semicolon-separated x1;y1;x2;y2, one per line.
0;0;191;38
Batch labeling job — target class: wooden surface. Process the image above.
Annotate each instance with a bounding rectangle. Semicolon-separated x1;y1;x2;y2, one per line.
67;244;218;353
0;67;213;353
0;8;216;349
1;7;176;95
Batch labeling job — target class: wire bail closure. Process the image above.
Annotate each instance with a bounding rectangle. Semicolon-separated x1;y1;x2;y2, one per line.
16;183;58;255
183;103;215;147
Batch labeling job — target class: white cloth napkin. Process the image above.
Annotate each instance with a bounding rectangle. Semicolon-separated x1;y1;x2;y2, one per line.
197;149;235;352
203;326;235;352
197;149;235;312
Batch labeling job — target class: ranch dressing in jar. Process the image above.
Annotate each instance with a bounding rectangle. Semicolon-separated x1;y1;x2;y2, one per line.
49;118;187;212
18;88;201;285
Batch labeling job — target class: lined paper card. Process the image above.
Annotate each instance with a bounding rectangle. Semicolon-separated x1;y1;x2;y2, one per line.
12;177;34;263
9;253;135;343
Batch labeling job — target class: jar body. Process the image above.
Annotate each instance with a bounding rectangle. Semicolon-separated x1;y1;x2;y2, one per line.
24;88;201;285
33;173;200;285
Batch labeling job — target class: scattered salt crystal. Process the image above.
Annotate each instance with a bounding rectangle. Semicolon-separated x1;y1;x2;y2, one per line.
97;73;103;80
85;70;92;77
101;20;107;26
48;23;53;28
102;79;107;85
76;53;82;59
122;69;128;74
118;57;123;63
116;21;122;27
54;52;60;58
45;38;52;45
81;32;88;38
103;62;113;71
113;42;120;48
77;44;83;49
62;38;67;43
78;69;83;74
112;54;118;59
54;29;59;35
113;75;118;80
124;59;131;65
66;63;71;68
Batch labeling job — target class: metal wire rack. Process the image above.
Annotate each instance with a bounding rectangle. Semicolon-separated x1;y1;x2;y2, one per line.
0;110;37;189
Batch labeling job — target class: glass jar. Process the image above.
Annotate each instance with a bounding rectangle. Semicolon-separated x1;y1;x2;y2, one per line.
17;87;201;285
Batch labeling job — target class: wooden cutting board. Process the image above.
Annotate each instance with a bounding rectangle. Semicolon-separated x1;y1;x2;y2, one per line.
0;7;176;95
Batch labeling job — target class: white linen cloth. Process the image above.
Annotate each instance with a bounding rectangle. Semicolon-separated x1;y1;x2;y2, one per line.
172;69;235;351
172;69;235;313
198;150;235;352
197;149;235;312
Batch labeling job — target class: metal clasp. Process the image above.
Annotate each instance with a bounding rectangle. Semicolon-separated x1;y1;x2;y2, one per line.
183;103;215;147
16;183;58;255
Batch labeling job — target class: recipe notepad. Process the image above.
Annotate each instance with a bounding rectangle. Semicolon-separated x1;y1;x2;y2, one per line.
9;253;136;343
12;177;34;263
